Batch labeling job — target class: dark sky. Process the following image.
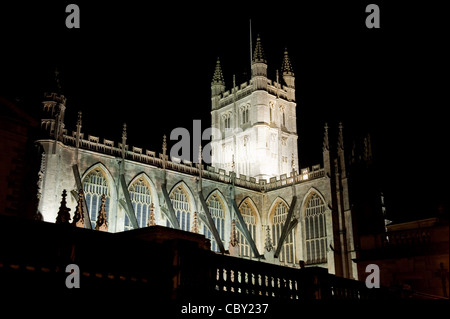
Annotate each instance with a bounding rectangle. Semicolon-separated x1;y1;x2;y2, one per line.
0;1;447;222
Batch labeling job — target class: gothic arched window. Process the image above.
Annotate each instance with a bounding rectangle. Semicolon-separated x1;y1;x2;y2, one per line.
125;177;152;230
241;106;249;124
204;194;225;252
169;185;191;231
82;168;110;229
305;193;327;264
223;113;231;129
269;101;275;124
272;201;294;263
237;201;257;257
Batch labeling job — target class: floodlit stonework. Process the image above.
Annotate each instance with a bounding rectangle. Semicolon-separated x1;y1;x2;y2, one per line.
35;38;361;280
211;37;298;180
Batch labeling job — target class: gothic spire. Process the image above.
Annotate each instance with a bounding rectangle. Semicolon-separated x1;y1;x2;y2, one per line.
121;123;127;159
264;225;273;252
281;48;294;76
72;189;85;228
55;189;71;224
122;123;127;142
211;57;225;85
95;194;108;232
252;35;266;64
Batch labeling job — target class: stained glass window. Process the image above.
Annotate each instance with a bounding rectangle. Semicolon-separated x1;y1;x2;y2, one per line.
82;168;110;229
169;186;191;231
272;201;294;263
204;194;225;252
305;193;327;264
237;201;257;257
125;177;152;230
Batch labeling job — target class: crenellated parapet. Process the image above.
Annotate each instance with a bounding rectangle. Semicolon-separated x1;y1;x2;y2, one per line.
216;77;292;111
42;126;325;193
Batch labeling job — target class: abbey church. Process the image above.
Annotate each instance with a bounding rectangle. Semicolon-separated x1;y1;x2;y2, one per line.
34;36;381;281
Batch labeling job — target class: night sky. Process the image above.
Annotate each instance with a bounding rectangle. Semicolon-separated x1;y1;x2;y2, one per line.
0;1;446;222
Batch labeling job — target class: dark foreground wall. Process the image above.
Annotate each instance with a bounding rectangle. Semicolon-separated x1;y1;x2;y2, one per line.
0;214;416;315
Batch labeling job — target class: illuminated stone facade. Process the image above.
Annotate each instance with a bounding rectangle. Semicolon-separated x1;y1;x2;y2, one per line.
35;40;361;280
211;37;298;180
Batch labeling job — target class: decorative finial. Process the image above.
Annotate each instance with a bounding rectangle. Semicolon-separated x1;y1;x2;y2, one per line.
264;225;273;252
198;144;202;165
56;189;71;224
162;135;167;172
122;123;127;140
72;189;85;228
162;135;167;155
323;122;329;151
121;123;127;159
95;194;108;232
252;35;266;64
191;211;200;233
211;57;225;85
281;48;294;76
338;122;344;150
147;203;156;226
77;111;82;127
229;220;239;247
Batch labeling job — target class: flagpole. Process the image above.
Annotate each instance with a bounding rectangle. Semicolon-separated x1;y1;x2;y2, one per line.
249;19;253;76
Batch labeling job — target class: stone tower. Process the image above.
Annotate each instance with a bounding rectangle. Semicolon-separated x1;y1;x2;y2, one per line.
210;36;299;180
41;69;67;144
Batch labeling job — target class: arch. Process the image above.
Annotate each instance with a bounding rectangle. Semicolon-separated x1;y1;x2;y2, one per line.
237;196;260;257
81;162;115;230
167;181;196;231
168;181;197;213
237;196;260;222
205;189;230;218
128;173;160;212
267;196;290;221
268;197;294;264
239;103;250;124
81;162;115;188
301;188;328;265
204;189;229;252
125;172;161;229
